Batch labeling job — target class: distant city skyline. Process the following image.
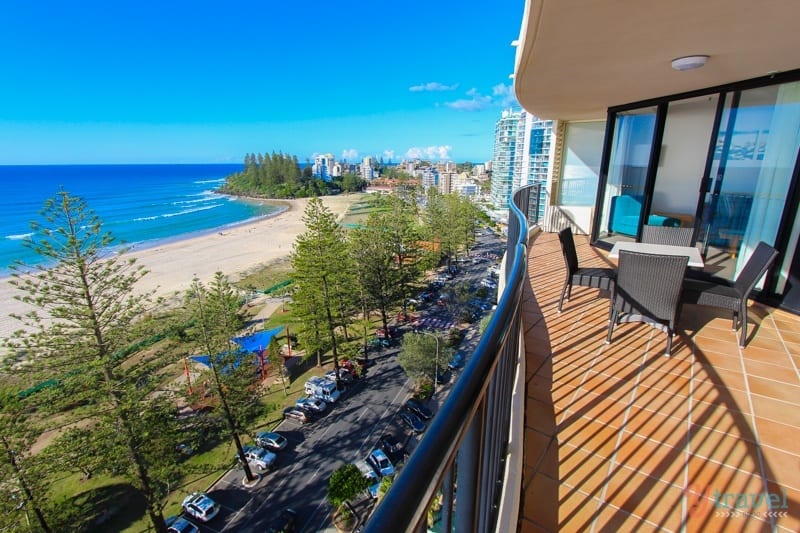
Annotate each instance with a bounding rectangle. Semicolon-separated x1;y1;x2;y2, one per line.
0;1;523;165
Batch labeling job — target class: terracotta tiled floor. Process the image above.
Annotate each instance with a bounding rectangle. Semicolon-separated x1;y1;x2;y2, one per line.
519;231;800;533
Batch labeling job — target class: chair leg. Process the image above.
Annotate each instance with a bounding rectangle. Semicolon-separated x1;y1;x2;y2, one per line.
558;279;569;312
665;325;673;357
739;303;748;347
606;309;618;344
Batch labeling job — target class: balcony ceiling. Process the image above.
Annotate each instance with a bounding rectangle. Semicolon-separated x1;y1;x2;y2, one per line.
513;0;800;120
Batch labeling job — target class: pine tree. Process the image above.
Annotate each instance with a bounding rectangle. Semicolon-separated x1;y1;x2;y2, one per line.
291;198;353;383
185;273;260;483
6;190;172;532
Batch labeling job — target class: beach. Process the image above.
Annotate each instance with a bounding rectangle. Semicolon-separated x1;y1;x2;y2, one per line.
0;193;363;346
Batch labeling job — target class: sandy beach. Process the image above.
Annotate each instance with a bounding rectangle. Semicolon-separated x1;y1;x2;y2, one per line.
0;193;363;346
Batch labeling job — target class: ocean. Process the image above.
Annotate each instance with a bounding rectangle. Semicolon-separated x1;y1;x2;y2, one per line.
0;164;282;276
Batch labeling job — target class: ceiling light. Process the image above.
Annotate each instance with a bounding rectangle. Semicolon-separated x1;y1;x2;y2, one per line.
671;55;709;71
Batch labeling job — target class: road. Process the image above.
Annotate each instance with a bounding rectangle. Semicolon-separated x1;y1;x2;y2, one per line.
186;228;504;532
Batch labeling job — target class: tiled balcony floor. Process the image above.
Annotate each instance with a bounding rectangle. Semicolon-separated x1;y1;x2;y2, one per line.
519;231;800;533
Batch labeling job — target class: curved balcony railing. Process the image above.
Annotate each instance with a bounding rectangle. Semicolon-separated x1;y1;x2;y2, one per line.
364;183;539;533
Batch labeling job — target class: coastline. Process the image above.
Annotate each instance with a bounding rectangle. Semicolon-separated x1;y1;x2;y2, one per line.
0;193;364;345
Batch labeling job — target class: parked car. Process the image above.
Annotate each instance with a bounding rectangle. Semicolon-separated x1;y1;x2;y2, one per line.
325;367;354;383
398;410;426;434
375;326;397;339
282;406;309;424
181;492;220;523
368;337;391;349
166;516;199;533
265;507;297;533
404;399;433;421
238;445;276;471
296;396;327;413
379;434;403;459
448;353;466;370
356;460;381;499
255;431;288;451
367;448;395;477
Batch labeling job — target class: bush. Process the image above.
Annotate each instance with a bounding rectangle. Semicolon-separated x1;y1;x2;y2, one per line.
327;464;369;508
416;381;433;400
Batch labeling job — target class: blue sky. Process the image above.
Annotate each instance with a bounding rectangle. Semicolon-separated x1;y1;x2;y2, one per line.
0;1;523;165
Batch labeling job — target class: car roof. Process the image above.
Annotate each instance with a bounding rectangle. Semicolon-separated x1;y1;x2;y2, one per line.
370;449;388;460
184;493;214;510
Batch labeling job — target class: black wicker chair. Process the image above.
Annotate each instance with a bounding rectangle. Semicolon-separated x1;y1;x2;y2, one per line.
606;250;689;356
557;227;615;312
641;225;695;246
681;241;778;347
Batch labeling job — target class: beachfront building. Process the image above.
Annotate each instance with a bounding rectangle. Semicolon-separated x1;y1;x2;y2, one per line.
360;156;375;181
489;108;521;211
490;109;553;218
420;166;439;190
312;153;337;181
365;2;800;533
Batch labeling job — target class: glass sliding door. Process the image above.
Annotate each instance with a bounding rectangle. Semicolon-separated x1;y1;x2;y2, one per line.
649;95;719;234
597;107;657;242
699;81;800;282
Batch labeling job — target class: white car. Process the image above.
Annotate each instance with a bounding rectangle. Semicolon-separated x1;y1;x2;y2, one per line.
356;460;381;499
367;448;395;477
296;396;327;413
181;492;220;523
238;445;277;471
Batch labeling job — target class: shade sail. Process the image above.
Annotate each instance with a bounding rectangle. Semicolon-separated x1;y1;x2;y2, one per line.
232;326;285;353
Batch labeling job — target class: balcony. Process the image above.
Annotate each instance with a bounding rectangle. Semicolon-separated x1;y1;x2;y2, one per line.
520;231;800;532
365;185;798;533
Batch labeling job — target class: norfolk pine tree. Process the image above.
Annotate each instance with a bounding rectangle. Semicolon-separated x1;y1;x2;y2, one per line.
185;273;261;483
5;191;174;532
291;198;353;385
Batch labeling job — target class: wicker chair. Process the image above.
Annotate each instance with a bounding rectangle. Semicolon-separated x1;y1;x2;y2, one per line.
606;250;689;356
641;225;695;246
557;227;615;312
682;241;778;347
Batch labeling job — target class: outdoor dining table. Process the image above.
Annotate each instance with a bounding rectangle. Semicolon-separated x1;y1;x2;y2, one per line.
608;241;705;268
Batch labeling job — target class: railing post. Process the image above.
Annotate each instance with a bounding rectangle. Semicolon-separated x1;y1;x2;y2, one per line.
441;464;455;533
455;404;483;533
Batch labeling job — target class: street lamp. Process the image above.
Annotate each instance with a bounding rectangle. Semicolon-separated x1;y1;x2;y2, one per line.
420;331;441;395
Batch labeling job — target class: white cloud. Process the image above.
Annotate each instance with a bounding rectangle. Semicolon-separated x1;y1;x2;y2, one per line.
492;83;517;107
341;148;358;161
405;145;452;160
444;88;492;111
442;83;518;111
382;150;396;161
409;82;458;92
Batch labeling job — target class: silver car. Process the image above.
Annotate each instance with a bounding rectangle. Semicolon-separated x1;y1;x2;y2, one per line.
238;445;277;471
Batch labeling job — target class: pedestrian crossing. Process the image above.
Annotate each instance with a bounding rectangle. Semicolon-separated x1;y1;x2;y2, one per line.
412;316;456;332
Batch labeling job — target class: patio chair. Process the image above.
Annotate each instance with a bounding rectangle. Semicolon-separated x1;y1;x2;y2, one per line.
641;225;695;246
557;227;616;312
606;250;689;356
681;241;778;347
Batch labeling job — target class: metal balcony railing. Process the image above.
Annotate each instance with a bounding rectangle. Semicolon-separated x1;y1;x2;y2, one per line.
363;184;535;533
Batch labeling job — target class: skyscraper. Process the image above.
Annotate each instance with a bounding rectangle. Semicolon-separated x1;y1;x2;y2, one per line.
490;109;553;217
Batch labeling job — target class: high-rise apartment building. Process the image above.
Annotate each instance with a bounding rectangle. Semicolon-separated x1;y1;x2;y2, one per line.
361;157;374;181
490;109;553;217
312;153;336;182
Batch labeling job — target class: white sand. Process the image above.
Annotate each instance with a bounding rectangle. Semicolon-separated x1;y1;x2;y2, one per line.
0;194;363;346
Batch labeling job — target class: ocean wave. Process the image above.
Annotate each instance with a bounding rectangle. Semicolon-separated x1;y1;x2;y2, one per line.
133;204;222;222
6;232;34;240
193;178;226;185
172;196;218;206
